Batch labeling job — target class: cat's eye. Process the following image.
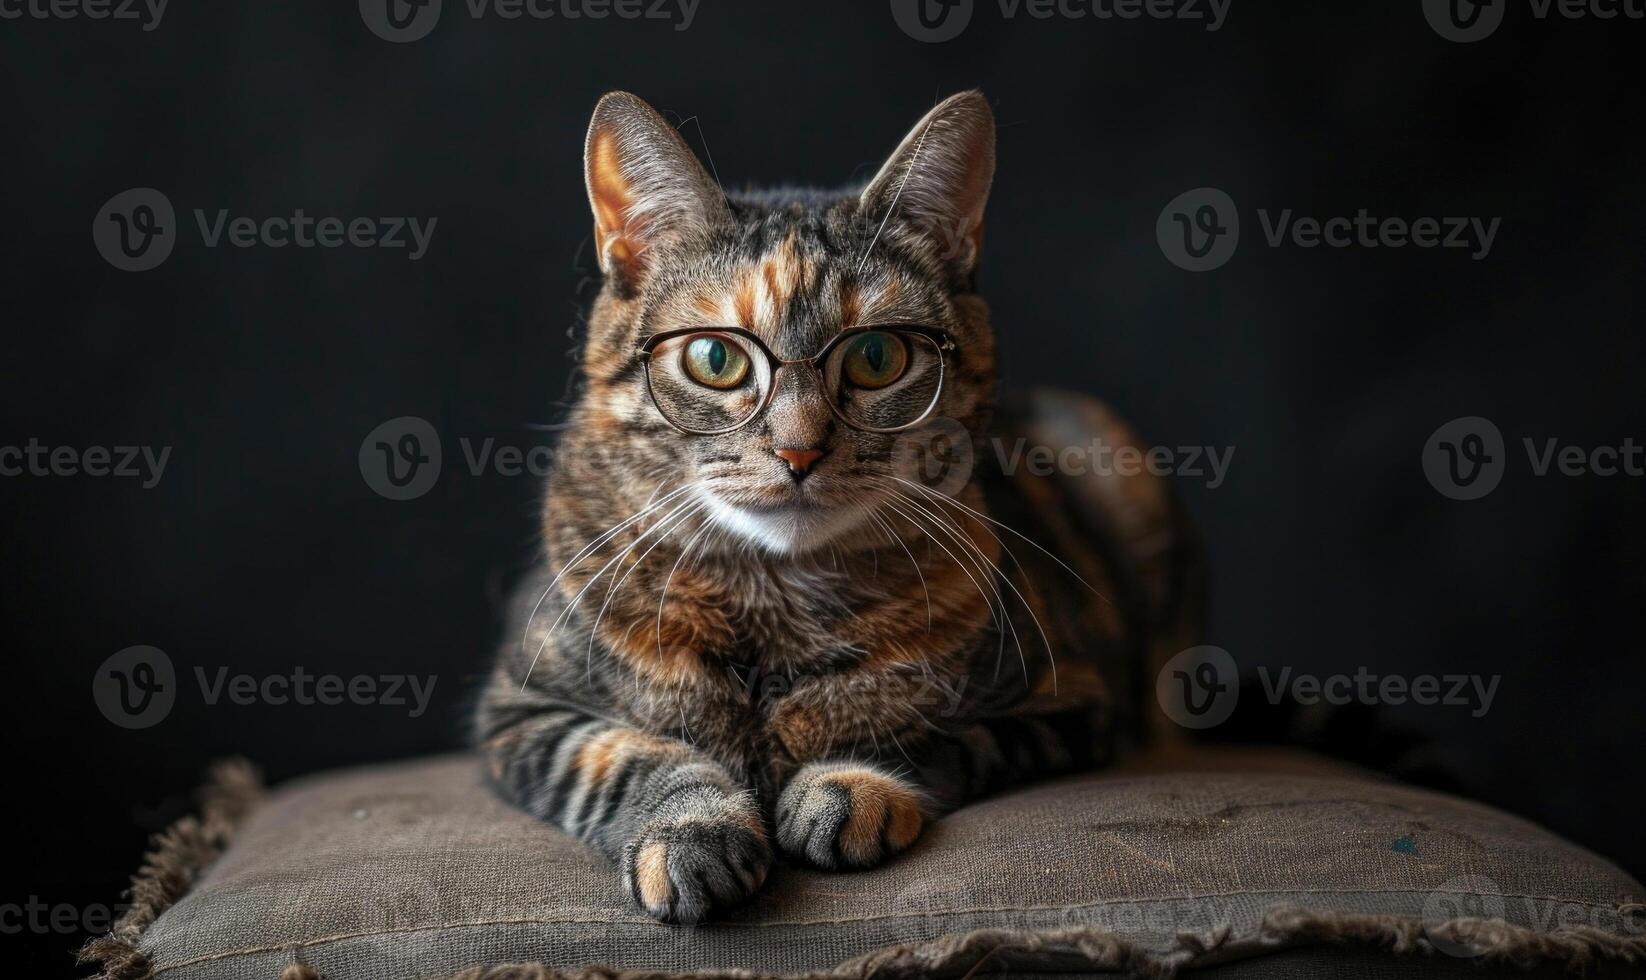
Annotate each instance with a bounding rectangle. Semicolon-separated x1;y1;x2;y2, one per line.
840;331;909;389
681;334;751;390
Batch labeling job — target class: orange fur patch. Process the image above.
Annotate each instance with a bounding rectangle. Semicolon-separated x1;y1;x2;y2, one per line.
587;130;634;268
634;841;674;907
733;278;757;329
575;728;689;785
838;282;861;329
826;770;924;864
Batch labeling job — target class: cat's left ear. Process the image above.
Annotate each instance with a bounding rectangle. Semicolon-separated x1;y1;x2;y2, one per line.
585;91;727;292
860;91;996;275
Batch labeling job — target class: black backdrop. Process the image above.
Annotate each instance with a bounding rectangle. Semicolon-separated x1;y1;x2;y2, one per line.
4;0;1643;973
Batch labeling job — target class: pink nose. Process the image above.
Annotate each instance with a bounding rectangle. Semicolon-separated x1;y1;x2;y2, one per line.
774;447;826;476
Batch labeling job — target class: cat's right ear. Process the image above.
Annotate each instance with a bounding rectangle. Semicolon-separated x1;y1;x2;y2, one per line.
584;92;726;293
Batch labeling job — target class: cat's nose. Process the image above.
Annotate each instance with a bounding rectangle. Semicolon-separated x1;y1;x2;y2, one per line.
773;447;826;479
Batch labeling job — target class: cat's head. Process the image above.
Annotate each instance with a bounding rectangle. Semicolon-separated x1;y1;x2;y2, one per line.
571;91;997;555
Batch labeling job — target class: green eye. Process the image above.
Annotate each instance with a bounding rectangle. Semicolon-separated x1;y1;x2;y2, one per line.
843;331;909;389
682;335;751;390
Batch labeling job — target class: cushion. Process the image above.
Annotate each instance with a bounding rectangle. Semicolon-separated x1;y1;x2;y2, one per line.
84;748;1646;979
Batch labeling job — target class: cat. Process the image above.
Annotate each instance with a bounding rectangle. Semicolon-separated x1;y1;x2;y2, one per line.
476;90;1203;924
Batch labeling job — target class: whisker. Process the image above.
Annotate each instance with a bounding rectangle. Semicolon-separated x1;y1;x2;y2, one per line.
867;508;932;630
882;488;1027;684
655;516;720;657
879;494;1005;639
518;482;695;657
520;492;701;689
858;104;937;274
895;477;1112;606
586;501;706;681
895;484;1060;690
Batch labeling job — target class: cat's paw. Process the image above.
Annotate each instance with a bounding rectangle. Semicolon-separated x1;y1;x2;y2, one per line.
619;794;771;925
775;762;926;870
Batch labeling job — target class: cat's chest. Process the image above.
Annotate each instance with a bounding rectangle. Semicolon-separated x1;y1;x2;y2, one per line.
615;554;953;788
714;561;864;667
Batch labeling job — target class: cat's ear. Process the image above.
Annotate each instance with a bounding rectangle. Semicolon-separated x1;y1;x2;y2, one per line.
859;91;996;275
585;91;726;291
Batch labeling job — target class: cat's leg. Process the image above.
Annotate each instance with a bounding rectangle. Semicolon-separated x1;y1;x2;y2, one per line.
920;707;1109;805
774;708;1103;871
482;706;769;924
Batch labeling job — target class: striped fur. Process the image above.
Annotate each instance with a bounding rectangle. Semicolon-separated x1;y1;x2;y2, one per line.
476;91;1203;923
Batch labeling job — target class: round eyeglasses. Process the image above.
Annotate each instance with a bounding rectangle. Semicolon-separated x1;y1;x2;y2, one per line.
636;325;955;436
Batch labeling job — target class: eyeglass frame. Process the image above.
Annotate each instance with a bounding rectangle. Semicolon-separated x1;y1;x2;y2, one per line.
635;323;957;436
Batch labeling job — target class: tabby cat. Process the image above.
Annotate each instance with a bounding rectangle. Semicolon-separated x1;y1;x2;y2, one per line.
476;90;1202;924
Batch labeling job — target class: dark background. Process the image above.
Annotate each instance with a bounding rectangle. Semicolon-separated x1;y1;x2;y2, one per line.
4;0;1642;973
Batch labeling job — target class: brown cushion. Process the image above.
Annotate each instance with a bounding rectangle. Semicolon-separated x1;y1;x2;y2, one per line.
87;749;1646;979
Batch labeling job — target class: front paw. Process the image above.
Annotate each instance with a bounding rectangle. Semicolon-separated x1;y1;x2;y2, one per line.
619;794;770;924
776;763;926;870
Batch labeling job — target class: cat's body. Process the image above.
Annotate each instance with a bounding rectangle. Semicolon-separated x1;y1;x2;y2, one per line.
477;91;1202;923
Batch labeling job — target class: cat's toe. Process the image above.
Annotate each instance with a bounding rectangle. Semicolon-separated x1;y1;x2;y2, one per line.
620;807;770;924
776;764;926;870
